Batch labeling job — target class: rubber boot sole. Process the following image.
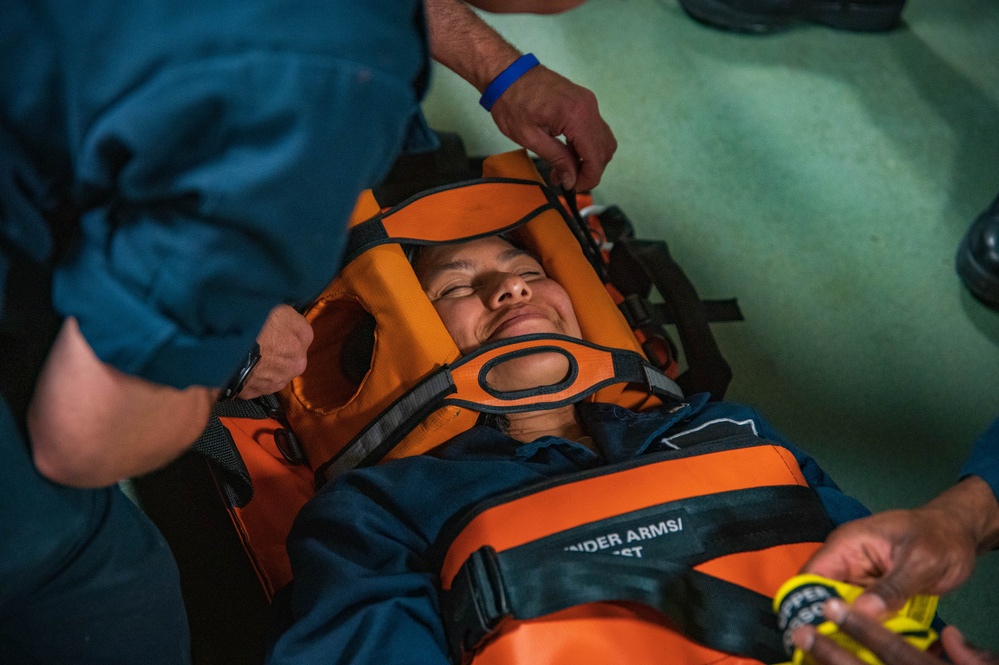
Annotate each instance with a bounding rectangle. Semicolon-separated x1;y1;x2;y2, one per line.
677;0;906;33
957;224;999;310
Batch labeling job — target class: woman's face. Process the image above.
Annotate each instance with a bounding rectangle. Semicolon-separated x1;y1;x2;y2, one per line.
414;236;581;390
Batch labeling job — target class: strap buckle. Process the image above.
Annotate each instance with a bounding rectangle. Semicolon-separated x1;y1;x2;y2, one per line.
442;546;511;658
219;343;261;401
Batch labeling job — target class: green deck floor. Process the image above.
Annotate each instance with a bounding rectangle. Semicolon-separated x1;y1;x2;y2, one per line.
423;0;999;647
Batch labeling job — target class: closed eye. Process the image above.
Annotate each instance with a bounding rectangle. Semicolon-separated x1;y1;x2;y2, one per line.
437;283;474;298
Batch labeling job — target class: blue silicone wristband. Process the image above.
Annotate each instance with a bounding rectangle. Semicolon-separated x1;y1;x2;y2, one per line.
479;53;540;111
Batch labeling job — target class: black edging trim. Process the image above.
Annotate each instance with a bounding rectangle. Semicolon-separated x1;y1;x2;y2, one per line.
476;346;580;401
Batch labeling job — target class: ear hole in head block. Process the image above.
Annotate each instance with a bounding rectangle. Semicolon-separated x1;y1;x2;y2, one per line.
282;243;468;471
297;296;373;411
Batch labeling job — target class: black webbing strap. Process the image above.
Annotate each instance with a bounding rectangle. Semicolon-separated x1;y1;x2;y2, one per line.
561;189;610;281
314;369;457;482
618;294;744;330
442;484;833;663
190;397;287;508
609;239;735;401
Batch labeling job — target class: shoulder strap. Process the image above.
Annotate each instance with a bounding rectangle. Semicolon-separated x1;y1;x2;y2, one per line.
610;238;736;400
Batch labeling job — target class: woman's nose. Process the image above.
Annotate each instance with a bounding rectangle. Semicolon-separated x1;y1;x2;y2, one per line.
487;273;532;308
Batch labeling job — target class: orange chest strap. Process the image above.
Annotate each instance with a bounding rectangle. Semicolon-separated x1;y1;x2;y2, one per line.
436;435;834;665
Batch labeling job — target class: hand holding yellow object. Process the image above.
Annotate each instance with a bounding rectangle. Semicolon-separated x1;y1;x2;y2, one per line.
773;574;938;665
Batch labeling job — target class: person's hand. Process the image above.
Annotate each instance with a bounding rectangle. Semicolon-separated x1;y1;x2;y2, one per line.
423;0;616;192
489;64;616;192
240;304;313;399
803;477;999;616
802;508;977;617
793;598;998;665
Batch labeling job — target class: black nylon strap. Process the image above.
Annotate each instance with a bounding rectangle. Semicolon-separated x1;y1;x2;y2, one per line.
502;484;831;570
610;239;735;401
190;398;279;508
442;484;832;663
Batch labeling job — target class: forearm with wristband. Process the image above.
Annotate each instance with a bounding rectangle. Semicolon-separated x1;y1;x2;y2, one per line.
479;52;539;111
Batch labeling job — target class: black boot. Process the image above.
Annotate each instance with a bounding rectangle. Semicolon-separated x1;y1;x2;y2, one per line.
957;193;999;311
677;0;906;33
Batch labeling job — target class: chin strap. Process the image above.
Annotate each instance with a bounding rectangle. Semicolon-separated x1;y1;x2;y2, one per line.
316;334;683;482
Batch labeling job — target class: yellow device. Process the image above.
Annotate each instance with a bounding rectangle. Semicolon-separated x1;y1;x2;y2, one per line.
773;573;938;665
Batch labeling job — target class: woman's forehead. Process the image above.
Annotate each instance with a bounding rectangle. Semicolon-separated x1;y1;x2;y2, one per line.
414;237;537;279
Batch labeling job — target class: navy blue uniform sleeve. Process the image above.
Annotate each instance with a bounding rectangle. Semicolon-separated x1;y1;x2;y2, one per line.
689;402;871;527
960;415;999;502
54;53;422;388
268;479;452;665
750;410;871;526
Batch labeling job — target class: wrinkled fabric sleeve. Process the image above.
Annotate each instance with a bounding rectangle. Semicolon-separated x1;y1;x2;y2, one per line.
55;52;421;388
960;415;999;502
268;478;451;665
745;407;871;527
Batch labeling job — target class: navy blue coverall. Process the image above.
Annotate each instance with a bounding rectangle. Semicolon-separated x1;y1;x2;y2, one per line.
0;2;431;662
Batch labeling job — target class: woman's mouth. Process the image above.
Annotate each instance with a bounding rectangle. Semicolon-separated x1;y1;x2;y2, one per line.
489;308;553;339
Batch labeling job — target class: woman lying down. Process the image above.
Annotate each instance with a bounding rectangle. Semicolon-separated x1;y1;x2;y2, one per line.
266;235;870;665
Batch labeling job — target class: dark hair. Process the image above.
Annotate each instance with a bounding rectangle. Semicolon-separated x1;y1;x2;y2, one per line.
476;412;511;434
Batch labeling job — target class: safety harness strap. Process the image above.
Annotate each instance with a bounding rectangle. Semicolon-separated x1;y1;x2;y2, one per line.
441;484;831;663
610;239;736;401
342;176;561;267
191;395;304;507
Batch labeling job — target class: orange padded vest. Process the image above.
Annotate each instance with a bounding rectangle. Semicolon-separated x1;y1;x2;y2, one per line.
438;428;833;665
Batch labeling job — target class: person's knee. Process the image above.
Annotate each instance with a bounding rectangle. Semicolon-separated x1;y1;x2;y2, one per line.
465;0;588;15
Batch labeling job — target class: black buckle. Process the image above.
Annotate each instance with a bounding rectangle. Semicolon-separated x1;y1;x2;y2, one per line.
619;293;657;329
220;343;261;401
255;394;308;466
442;546;511;659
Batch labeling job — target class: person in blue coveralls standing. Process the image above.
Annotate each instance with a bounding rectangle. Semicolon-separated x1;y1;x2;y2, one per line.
0;2;432;662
